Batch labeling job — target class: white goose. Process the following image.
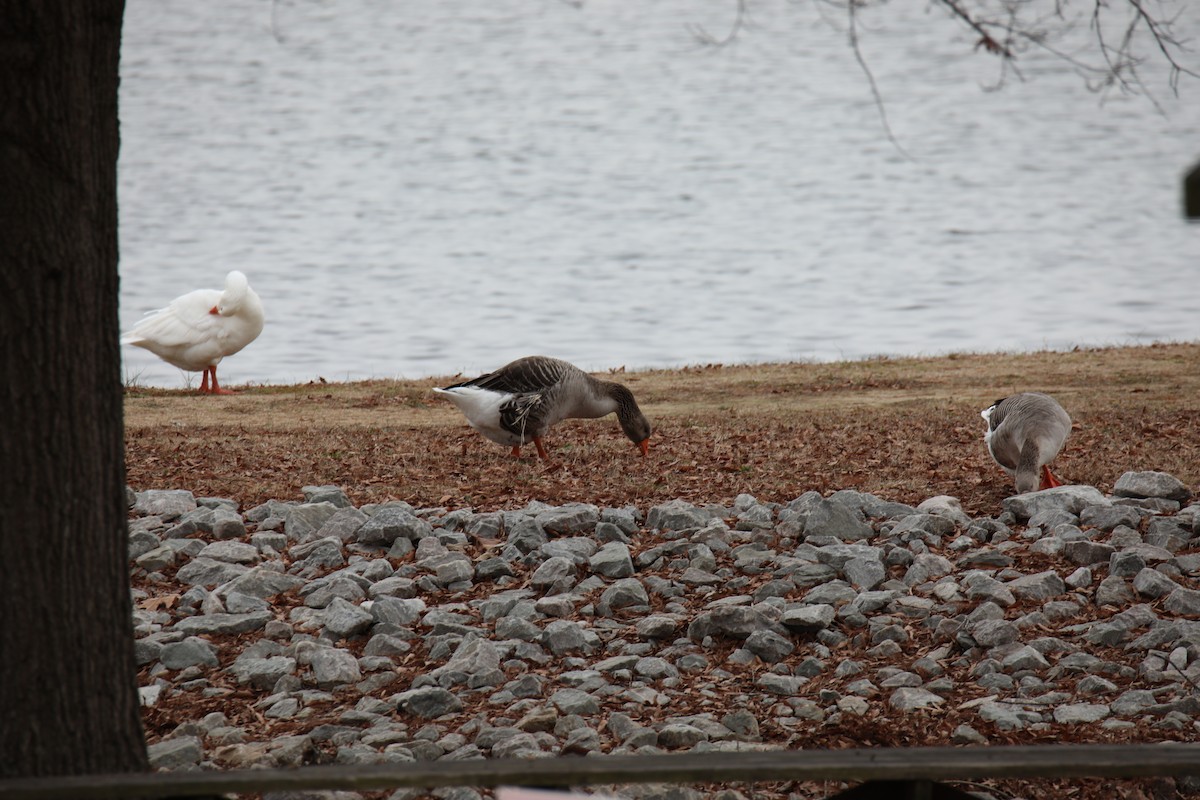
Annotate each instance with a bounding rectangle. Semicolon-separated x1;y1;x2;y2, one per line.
981;392;1072;494
433;356;652;460
121;270;265;394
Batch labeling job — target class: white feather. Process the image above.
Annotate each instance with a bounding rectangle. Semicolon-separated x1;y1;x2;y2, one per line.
432;386;524;446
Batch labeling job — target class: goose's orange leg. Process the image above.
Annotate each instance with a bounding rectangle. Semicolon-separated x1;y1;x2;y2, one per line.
510;445;522;457
1040;464;1063;490
534;437;550;461
200;366;236;395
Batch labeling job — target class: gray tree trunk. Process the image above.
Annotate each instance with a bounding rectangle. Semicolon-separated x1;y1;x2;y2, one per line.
0;0;148;779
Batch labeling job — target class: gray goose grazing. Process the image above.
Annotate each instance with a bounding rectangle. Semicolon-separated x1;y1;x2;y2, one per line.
433;355;652;460
981;392;1072;494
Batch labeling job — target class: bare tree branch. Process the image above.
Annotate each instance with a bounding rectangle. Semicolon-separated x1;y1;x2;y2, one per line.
846;0;912;159
689;0;748;47
693;1;1197;104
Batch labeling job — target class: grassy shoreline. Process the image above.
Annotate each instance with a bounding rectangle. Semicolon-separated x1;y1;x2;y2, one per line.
124;343;1200;516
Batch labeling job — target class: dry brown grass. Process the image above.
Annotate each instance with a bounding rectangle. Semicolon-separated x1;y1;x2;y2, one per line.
124;343;1200;515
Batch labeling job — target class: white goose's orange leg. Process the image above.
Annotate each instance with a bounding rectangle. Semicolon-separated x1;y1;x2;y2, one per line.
202;366;236;395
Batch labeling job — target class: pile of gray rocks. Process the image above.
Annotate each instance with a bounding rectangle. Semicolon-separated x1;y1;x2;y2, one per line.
129;470;1200;798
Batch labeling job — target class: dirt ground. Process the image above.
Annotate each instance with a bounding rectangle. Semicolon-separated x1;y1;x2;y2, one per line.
124;343;1200;516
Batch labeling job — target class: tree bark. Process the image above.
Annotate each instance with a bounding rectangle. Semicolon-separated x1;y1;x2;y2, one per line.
0;0;148;779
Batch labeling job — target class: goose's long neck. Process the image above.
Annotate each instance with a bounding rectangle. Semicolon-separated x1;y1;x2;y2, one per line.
604;380;640;425
569;373;621;418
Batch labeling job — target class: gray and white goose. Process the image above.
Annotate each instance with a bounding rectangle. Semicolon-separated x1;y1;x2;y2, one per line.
981;392;1071;494
433;356;652;460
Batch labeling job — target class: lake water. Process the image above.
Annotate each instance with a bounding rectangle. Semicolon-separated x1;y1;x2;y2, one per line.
117;0;1200;387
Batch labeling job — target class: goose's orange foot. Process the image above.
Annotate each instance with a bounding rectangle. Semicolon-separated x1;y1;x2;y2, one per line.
1040;464;1063;490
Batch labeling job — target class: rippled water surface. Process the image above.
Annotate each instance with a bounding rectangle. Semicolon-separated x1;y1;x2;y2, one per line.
118;1;1200;387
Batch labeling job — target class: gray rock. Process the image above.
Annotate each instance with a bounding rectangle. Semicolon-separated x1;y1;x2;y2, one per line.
961;572;1016;607
636;615;682;640
434;636;501;684
369;596;426;627
230;655;296;689
316;507;369;542
527;556;575;593
1080;505;1148;532
1164;588;1200;616
392;687;462;718
1053;703;1111;724
210;508;248;540
744;630;795;662
1063;541;1116;566
1113;471;1191;502
657;723;709;749
174;611;272;636
951;724;988;745
1007;570;1065;601
1133;568;1179;598
756;674;809;696
135;544;176;572
889;688;945;711
635;657;679;681
134;489;197;520
1028;508;1079;530
159;636;220;670
357;507;433;546
1111;689;1158;716
176;557;250;587
433;558;475;587
804;500;874;541
198;540;259;564
589;541;635;578
646;500;713;532
688;606;785;642
217;567;306;600
1001;486;1109;521
1096;575;1134;606
892;513;958;540
550;687;600;715
977;701;1040;730
598;578;650;616
1002;646;1050;672
970;619;1019;648
536;503;600;535
311;648;362;688
302;485;353;508
843;557;887;590
780;604;836;632
286;502;341;541
543;620;590;655
814;543;882;571
903;554;954;586
147;735;203;769
322;597;374;638
1108;551;1145;578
